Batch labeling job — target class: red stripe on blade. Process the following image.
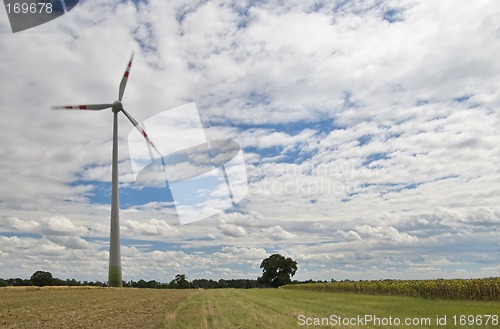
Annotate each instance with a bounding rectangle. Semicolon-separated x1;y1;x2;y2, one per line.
79;105;87;110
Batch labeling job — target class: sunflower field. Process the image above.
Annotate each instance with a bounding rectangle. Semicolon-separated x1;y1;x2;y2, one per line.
282;277;500;301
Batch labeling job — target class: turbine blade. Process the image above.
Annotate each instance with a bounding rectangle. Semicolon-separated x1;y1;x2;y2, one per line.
141;121;155;161
121;108;163;158
51;104;113;110
118;52;134;101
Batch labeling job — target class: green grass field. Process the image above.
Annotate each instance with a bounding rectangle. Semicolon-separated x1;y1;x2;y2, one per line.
1;287;499;328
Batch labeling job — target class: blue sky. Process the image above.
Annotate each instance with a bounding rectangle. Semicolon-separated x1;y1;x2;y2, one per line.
0;0;499;283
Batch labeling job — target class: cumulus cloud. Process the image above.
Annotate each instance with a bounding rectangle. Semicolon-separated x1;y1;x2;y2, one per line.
355;225;418;244
1;216;89;236
123;218;179;236
1;217;40;232
337;230;362;242
214;246;268;263
39;216;90;236
262;225;295;240
217;223;247;237
45;236;92;250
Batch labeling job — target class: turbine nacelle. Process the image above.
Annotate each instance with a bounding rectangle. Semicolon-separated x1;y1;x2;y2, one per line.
112;100;124;113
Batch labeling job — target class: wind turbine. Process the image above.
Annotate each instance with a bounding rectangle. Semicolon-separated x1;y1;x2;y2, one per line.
52;53;162;287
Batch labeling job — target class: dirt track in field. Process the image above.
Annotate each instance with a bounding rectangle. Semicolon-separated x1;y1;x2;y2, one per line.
0;287;198;329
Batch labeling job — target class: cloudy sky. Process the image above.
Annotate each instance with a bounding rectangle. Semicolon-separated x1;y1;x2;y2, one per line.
1;0;499;283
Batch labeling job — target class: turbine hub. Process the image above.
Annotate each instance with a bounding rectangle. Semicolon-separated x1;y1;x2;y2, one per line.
112;100;123;113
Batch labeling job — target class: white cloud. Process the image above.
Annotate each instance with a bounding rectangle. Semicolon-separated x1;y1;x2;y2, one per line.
218;223;247;237
355;225;418;244
214;246;268;263
337;230;362;242
39;216;90;236
262;225;295;240
1;216;89;236
122;218;179;236
46;236;92;250
2;217;40;232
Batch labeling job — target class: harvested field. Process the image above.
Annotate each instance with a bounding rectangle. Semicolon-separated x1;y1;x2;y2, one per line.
0;287;198;328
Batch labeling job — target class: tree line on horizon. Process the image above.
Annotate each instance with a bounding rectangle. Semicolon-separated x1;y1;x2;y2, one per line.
0;254;304;289
0;272;324;289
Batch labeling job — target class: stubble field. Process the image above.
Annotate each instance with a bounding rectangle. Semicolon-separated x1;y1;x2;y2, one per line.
0;287;196;328
1;287;499;328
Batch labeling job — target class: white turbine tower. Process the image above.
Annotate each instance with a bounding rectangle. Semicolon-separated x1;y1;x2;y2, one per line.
52;53;162;287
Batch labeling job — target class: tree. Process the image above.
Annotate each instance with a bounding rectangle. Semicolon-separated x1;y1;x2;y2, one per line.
147;280;161;289
218;279;228;288
30;271;53;287
137;279;147;288
169;274;190;289
8;278;31;286
258;254;297;288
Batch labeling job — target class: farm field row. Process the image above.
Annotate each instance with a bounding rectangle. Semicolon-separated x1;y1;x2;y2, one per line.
1;287;499;328
282;277;500;301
